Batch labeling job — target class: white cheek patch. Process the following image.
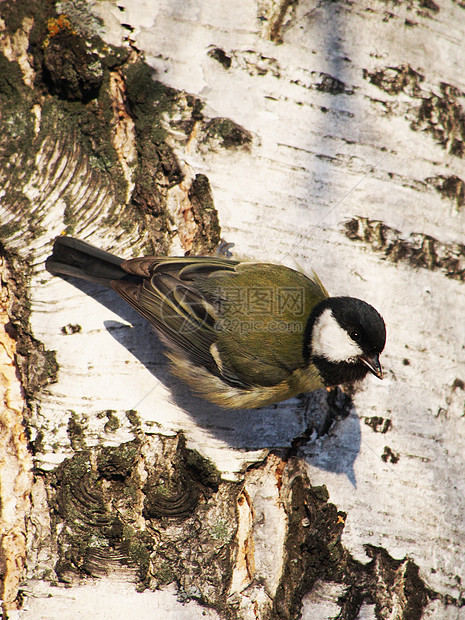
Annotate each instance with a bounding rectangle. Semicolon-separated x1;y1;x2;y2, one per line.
311;308;363;363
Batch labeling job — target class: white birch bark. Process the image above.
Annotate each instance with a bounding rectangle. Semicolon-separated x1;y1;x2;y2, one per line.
1;0;465;618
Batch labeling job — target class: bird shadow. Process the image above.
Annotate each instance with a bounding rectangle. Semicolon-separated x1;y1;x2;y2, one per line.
56;276;361;485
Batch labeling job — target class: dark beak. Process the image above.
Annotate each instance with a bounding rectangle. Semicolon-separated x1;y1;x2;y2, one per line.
359;353;383;379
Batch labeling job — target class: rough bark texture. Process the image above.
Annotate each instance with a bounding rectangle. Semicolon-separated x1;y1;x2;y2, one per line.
0;0;465;618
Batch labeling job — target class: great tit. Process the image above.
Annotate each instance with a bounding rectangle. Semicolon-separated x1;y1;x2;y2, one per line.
46;236;386;409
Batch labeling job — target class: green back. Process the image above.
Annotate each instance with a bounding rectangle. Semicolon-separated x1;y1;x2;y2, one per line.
200;263;328;386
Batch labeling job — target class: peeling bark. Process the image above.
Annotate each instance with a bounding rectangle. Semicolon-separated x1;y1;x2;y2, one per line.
344;217;465;282
0;255;33;613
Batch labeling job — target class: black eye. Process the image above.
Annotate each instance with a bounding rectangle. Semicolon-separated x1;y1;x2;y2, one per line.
350;330;361;342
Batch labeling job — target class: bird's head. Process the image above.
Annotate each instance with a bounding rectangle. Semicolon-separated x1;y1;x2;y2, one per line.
309;296;386;386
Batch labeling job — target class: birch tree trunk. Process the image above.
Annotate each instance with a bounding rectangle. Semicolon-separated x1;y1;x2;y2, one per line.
1;0;465;618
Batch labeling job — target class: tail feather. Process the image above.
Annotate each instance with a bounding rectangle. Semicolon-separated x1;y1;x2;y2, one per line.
46;236;131;288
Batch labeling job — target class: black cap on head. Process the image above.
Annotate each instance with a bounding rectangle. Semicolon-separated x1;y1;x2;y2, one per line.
328;296;386;355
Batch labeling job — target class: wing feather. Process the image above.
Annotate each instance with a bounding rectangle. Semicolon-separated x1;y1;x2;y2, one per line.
112;259;251;388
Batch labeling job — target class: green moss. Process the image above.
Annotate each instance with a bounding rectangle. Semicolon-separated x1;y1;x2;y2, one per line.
126;409;141;427
0;53;25;102
43;347;59;381
104;410;120;433
124;62;183;144
211;519;230;542
57;449;91;483
63;198;77;235
124;63;171;109
101;45;131;71
203;117;252;149
0;57;36;168
184;447;221;491
122;530;153;580
188;174;222;253
0;0;51;39
30;429;45;455
15;337;58;396
97;441;139;480
67;411;87;451
0;221;21;239
55;97;127;202
153;561;176;586
3;192;46;240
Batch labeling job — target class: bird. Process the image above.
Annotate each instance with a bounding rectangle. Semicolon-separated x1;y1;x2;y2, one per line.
46;236;386;409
